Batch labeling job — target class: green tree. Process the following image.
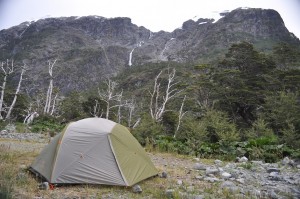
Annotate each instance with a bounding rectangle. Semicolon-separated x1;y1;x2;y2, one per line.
213;42;277;126
60;91;86;121
272;42;299;68
132;114;165;145
201;109;239;144
262;91;300;134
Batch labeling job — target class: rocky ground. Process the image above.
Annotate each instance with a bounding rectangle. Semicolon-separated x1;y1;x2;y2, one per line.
1;131;300;199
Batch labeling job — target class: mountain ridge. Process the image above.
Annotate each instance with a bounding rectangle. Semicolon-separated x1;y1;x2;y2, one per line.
0;8;299;93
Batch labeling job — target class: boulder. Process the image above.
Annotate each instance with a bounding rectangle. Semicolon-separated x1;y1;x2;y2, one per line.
132;184;142;193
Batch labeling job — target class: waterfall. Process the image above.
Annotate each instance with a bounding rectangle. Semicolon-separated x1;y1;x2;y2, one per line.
128;48;135;66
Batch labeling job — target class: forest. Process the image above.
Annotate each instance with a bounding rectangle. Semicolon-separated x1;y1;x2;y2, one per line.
1;41;300;162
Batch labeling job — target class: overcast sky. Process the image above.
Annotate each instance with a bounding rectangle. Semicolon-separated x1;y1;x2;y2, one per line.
0;0;300;38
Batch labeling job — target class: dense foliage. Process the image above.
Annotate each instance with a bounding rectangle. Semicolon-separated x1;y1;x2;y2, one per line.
2;42;300;162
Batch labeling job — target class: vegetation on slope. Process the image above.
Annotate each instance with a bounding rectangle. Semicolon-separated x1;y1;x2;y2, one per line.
1;42;300;163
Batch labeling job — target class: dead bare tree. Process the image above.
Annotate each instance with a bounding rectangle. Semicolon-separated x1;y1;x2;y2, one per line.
149;68;182;122
174;95;187;138
98;78;123;119
125;97;136;127
0;60;15;120
5;66;27;120
116;90;123;123
90;99;103;117
44;59;57;115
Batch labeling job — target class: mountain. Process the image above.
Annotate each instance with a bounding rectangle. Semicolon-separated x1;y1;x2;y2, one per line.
0;8;299;93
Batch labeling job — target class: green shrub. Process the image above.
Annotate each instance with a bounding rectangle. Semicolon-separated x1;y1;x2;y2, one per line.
132;115;164;145
30;115;64;133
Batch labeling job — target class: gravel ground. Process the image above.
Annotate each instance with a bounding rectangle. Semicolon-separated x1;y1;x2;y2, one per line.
1;132;300;199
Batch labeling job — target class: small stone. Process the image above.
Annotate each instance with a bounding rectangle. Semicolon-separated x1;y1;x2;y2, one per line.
214;159;223;166
194;163;206;170
177;180;183;185
269;172;282;181
235;178;245;184
268;190;278;199
221;172;231;179
132;184;142;193
19;164;27;170
205;167;219;175
38;182;49;190
195;175;203;180
194;195;205;199
224;163;236;169
165;189;175;198
204;177;220;183
239;156;248;163
297;165;300;169
221;181;239;193
267;168;280;173
282;157;290;165
160;171;168;178
193;158;200;162
251;160;264;165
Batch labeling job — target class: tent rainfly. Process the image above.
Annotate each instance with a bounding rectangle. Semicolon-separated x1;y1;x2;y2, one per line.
30;118;158;186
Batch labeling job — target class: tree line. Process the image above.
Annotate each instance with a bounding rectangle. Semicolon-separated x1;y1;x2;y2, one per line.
1;41;299;161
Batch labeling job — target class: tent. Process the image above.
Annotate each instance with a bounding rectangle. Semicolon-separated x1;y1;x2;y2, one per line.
30;118;158;186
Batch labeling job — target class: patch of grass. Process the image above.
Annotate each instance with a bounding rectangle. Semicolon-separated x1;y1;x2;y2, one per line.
0;144;40;198
239;162;253;170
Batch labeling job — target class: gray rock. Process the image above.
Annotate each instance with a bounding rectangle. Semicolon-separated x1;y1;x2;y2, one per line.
224;163;236;169
221;181;236;188
204;177;220;183
205;167;219;175
19;164;27;170
268;190;278;199
194;163;206;170
177;180;183;185
235;178;245;184
165;189;175;198
282;157;290;165
132;184;142;193
221;181;239;193
194;195;205;199
38;182;49;190
221;172;231;179
5;124;16;133
251;160;264;165
160;171;168;178
193;158;200;162
239;156;248;163
267;168;280;173
214;159;223;166
269;172;282;181
195;175;203;180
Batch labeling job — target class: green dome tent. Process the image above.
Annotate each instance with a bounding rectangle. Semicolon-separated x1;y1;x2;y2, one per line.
30;118;158;186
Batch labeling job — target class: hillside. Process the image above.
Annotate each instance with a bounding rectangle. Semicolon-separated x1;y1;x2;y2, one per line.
0;8;299;93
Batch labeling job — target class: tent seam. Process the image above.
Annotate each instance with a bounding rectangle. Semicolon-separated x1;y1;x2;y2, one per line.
50;123;70;182
108;134;129;186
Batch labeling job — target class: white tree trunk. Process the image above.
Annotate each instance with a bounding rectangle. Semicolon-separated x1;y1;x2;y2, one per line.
98;78;122;120
174;95;187;138
44;59;57;114
5;67;26;120
126;98;136;127
50;93;58;115
0;60;14;120
149;68;181;122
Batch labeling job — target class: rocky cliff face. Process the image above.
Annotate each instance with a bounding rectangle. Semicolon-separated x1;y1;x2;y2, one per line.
0;8;299;93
